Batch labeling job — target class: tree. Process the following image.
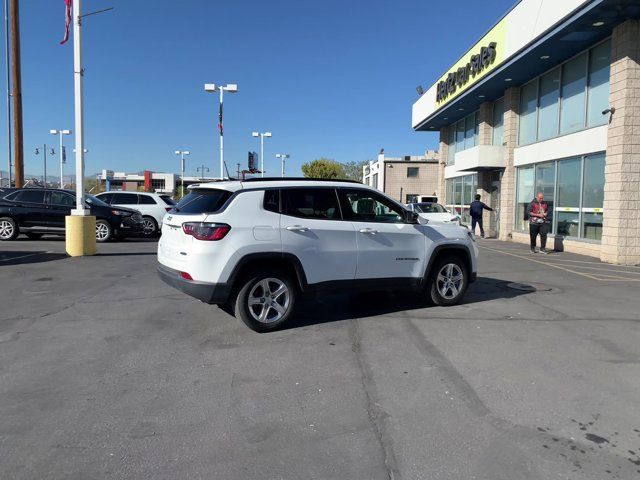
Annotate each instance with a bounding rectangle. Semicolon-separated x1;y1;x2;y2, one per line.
301;158;346;179
341;160;369;182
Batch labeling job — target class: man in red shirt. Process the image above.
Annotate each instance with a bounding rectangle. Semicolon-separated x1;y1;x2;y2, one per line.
526;192;551;254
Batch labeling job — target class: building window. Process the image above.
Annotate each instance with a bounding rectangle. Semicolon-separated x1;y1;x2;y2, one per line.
517;39;611;146
447;111;479;163
519;80;538;145
407;167;419;178
445;173;477;226
515;152;605;241
151;179;165;190
447;126;456;165
581;153;605;240
560;52;587;134
492;97;504;146
587;41;611;127
537;68;560;140
515;166;535;231
372;173;378;189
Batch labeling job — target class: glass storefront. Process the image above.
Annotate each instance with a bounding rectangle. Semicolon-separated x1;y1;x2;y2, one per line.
515;152;605;241
445;173;478;226
446;112;480;165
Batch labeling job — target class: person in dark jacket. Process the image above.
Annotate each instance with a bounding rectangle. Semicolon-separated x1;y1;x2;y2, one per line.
527;192;551;254
469;194;493;238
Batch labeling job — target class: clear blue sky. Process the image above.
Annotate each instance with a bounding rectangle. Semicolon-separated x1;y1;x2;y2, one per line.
1;0;514;179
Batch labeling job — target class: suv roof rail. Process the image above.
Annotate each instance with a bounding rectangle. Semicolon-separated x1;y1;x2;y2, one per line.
241;177;362;184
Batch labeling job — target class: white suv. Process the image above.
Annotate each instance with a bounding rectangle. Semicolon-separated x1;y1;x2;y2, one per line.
157;179;478;332
96;191;176;236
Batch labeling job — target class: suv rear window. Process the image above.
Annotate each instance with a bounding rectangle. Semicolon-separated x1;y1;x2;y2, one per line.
174;189;231;214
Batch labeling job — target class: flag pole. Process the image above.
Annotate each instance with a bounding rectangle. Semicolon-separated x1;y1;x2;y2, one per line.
72;0;86;215
65;0;96;256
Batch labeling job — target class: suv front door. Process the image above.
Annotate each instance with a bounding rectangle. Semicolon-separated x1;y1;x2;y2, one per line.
338;188;426;280
47;191;76;228
280;187;357;285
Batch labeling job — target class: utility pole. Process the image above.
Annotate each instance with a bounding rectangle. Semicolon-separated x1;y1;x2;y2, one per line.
236;162;240;180
35;145;54;187
4;0;11;186
197;164;209;181
9;0;23;187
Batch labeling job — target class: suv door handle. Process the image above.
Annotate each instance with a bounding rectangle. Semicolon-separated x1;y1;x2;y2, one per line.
359;228;378;234
286;225;310;232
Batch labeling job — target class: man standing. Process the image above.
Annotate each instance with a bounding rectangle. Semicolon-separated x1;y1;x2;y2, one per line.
469;194;493;238
527;192;551;254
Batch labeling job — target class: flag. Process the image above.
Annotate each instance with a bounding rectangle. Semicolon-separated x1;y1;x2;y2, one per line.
218;102;223;136
60;0;72;45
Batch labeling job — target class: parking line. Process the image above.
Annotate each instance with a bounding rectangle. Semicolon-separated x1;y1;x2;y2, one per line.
0;252;44;263
478;245;607;280
535;262;640;275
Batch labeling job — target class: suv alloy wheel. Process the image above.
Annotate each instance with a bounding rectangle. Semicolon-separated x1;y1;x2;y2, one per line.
233;270;297;332
141;216;158;237
0;217;18;241
95;219;113;242
427;255;468;306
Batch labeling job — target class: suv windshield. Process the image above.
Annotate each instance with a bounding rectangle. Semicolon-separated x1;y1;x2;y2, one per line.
414;203;446;214
174;189;231;213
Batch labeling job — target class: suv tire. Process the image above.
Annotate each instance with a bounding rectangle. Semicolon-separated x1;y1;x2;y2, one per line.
95;219;113;243
0;217;19;241
234;270;297;332
141;216;158;237
427;255;468;306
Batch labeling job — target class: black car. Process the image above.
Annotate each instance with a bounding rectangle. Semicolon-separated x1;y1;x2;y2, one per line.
0;188;144;242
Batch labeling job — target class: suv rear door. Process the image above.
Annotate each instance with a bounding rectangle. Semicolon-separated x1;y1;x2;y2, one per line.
9;189;48;228
47;191;76;228
280;187;356;284
338;188;426;280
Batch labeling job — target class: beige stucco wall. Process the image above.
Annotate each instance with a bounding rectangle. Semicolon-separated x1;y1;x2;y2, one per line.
383;162;440;203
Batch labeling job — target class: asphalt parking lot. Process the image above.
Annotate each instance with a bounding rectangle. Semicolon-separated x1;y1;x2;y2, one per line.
1;237;640;480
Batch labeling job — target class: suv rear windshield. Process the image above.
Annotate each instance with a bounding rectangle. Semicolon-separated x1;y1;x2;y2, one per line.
174;189;231;214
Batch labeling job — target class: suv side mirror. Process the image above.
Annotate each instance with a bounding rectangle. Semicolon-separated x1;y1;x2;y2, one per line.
406;210;419;224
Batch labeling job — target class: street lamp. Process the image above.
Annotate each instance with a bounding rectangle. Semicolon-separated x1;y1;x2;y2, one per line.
174;150;190;197
275;153;290;177
50;129;72;188
204;83;238;180
252;131;272;178
197;164;210;181
35;146;55;186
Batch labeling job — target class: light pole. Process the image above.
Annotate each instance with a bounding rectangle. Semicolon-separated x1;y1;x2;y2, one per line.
275;153;290;177
174;150;190;197
35;145;55;186
197;164;209;181
204;83;237;180
50;129;72;188
4;0;10;187
252;131;272;178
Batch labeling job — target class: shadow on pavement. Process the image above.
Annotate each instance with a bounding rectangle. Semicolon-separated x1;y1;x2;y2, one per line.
95;252;157;256
0;251;68;266
284;277;531;330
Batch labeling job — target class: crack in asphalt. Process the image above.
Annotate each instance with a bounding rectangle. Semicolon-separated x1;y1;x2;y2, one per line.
348;318;400;480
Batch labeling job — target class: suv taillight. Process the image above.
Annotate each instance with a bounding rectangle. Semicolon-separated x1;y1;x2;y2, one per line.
182;222;231;241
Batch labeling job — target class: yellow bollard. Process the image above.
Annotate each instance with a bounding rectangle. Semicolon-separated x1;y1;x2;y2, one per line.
65;215;97;257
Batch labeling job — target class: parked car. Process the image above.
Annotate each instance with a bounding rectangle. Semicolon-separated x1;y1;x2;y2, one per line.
0;188;143;242
405;202;461;225
157;178;478;332
96;191;175;237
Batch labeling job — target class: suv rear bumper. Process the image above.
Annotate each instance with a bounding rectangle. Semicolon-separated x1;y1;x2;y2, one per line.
157;264;231;305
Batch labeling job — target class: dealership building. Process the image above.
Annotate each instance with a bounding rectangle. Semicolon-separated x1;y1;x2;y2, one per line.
412;0;640;264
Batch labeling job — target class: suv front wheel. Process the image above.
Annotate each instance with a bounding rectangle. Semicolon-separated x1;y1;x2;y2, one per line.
234;271;297;332
427;255;468;306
